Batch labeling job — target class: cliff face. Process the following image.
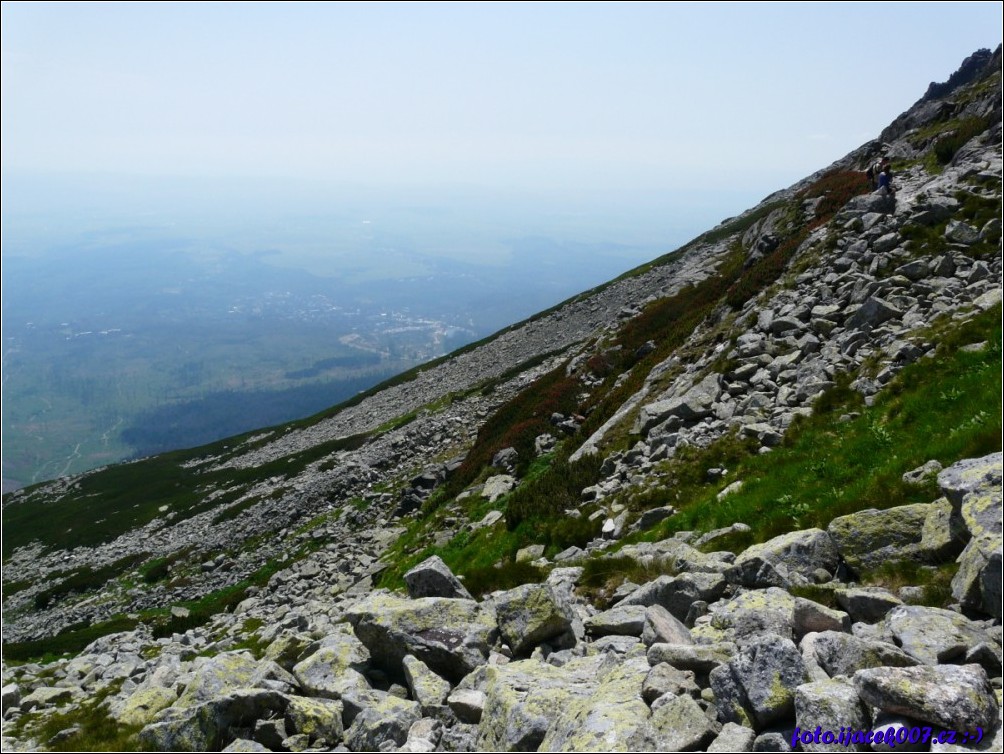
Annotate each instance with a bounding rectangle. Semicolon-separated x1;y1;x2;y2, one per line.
2;48;1002;752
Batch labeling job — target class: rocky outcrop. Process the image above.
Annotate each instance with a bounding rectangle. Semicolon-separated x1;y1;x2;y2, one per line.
2;47;1001;754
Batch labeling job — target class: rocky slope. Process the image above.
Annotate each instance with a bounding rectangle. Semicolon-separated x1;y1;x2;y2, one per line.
2;47;1002;752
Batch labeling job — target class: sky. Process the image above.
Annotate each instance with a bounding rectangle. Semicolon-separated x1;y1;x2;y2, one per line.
2;1;1002;197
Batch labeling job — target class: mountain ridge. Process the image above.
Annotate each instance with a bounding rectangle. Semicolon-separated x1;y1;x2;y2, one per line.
2;47;1002;752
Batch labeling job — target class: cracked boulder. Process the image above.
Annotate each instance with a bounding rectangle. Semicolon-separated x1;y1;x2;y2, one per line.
345;592;497;683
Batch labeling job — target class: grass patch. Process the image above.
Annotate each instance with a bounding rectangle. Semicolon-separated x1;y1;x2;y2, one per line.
862;560;959;608
3;616;140;663
658;305;1001;544
576;555;677;607
9;681;144;751
33;553;149;610
139;546;195;584
2;579;35;599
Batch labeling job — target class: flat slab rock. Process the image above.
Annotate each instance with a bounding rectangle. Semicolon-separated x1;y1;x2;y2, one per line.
853;663;999;732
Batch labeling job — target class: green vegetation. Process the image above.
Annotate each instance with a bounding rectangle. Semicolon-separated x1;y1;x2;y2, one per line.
3;616;141;663
913;115;995;173
3;428;371;557
3;556;286;662
33;554;148;610
8;680;144;751
645;305;1001;543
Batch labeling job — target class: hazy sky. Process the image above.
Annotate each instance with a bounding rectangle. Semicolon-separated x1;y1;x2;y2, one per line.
3;2;1001;194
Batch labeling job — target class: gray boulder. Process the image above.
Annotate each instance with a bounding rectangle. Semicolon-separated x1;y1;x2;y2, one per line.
708;722;757;752
642;663;700;703
345;592;497;683
709;634;808;730
403;555;473;600
176;653;297;706
647;692;719;751
834;587;903;623
729;529;839;588
946;219;980;244
807;630;919;678
827;502;964;572
402;655;451;715
942;453;1003;618
794;679;869;752
140;689;290;751
647;642;736;676
584;605;648;638
704;587;797;642
938;452;1003;510
845;296;903;330
853;664;999;732
619;571;727;621
493;583;572;657
636;372;722;434
292;630;371;700
537;656;653;751
476;655;605;751
641;604;693;647
283;696;344;747
343;692;421;752
792;598;850;638
881;605;996;665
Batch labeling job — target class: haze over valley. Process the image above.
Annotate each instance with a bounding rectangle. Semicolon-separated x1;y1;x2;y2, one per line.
1;175;721;490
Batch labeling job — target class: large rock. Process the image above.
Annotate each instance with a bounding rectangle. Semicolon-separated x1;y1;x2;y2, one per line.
346;592;497;683
845;296;903;329
617;537;732;575
941;453;1003;618
493;583;572;656
402;655;451;714
792;597;850;638
292;630;372;700
283;696;344;747
636;372;722;434
584;605;648;638
177;653;297;707
476;655;607;751
729;529;839;588
115;686;179;727
641;604;693;647
704;587;797;642
642;663;700;703
881;605;996;665
343;693;421;751
647;642;736;676
646;692;719;751
827;501;964;572
709;634;808;730
708;722;757;752
939;453;1003;510
794;679;870;752
404;555;473;600
537;656;654;751
618;572;727;622
853;664;999;732
834;587;903;623
806;631;919;678
140;689;290;751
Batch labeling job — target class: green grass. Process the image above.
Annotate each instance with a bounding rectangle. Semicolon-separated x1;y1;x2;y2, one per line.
651;305;1002;544
2;428;372;557
3;616;141;663
8;680;145;751
3;556;286;663
33;554;149;610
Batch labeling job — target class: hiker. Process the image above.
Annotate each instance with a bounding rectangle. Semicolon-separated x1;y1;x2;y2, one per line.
877;160;895;196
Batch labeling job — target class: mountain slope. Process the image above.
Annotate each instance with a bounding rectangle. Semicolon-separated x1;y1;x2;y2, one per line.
2;47;1001;753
